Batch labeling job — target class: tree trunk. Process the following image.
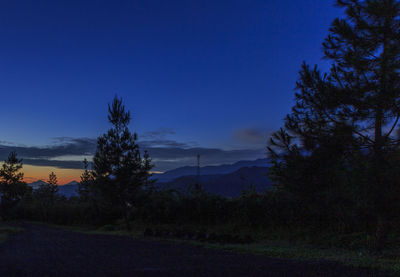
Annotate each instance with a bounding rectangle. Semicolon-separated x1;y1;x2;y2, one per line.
373;216;387;253
123;205;131;231
373;19;389;248
373;106;386;252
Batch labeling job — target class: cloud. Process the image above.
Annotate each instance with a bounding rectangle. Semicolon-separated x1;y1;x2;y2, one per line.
139;128;198;149
0;134;266;172
141;128;176;140
22;158;85;169
234;128;272;147
0;137;97;169
140;139;197;149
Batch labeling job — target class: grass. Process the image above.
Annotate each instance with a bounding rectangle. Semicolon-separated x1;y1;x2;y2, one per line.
31;221;400;275
28;221;143;238
0;223;23;243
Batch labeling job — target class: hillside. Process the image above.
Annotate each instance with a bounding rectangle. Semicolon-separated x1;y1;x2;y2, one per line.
26;162;271;198
27;181;79;198
153;158;270;183
157;166;270;197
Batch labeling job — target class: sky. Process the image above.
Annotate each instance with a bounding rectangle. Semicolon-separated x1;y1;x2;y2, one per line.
0;0;341;184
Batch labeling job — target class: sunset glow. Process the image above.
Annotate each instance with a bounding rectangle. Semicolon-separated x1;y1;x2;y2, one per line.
22;165;83;185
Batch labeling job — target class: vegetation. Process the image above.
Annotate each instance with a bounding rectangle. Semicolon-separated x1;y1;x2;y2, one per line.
0;152;30;220
0;224;22;244
33;172;59;221
2;1;400;273
268;0;400;253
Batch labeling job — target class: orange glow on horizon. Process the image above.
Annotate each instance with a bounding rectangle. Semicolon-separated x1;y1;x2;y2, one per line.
19;166;161;185
22;165;83;185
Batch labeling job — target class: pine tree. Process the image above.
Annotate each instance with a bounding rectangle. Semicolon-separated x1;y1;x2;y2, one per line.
268;0;400;250
47;172;59;195
34;172;59;221
92;96;153;230
78;159;95;202
0;152;29;220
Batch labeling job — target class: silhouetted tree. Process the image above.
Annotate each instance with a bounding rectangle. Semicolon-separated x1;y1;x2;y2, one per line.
0;152;29;220
78;159;95;202
78;159;102;223
34;172;59;221
47;172;58;194
268;0;400;250
92;96;153;230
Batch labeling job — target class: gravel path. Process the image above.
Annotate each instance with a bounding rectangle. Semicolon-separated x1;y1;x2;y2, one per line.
0;223;389;276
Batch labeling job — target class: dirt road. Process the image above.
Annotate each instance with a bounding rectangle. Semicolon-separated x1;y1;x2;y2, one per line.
0;223;387;276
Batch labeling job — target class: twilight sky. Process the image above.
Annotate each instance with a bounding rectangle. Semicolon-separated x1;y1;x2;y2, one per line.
0;0;340;183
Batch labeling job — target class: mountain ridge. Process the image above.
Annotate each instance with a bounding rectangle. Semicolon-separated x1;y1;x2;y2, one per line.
27;180;80;198
157;166;270;197
153;158;270;183
26;159;271;198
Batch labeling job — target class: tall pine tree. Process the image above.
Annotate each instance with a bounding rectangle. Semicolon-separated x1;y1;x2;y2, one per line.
78;159;95;202
268;0;400;250
92;96;153;230
34;172;59;221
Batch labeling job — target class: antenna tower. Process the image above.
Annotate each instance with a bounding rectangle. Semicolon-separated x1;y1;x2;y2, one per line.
197;154;200;183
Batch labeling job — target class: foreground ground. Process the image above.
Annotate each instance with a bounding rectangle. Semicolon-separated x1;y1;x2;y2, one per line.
0;222;390;276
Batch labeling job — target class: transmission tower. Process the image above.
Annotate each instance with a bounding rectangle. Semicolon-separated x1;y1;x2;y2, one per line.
197;154;200;184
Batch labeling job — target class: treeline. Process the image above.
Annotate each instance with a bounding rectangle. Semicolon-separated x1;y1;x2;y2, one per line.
0;97;281;230
0;152;59;222
0;96;153;231
0;97;298;235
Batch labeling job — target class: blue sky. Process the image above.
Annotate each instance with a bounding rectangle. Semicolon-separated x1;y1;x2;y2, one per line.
0;0;340;179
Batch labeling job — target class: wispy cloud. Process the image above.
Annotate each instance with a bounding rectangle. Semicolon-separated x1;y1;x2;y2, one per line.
234;128;273;148
0;132;266;171
139;128;198;149
140;140;198;149
141;128;176;140
0;138;95;159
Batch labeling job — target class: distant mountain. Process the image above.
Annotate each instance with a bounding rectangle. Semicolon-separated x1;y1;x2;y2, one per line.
157;166;270;198
28;180;48;190
24;159;271;199
57;181;79;198
153;158;270;183
28;180;80;198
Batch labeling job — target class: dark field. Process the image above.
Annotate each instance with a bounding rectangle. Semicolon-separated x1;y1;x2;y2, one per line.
0;223;388;277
